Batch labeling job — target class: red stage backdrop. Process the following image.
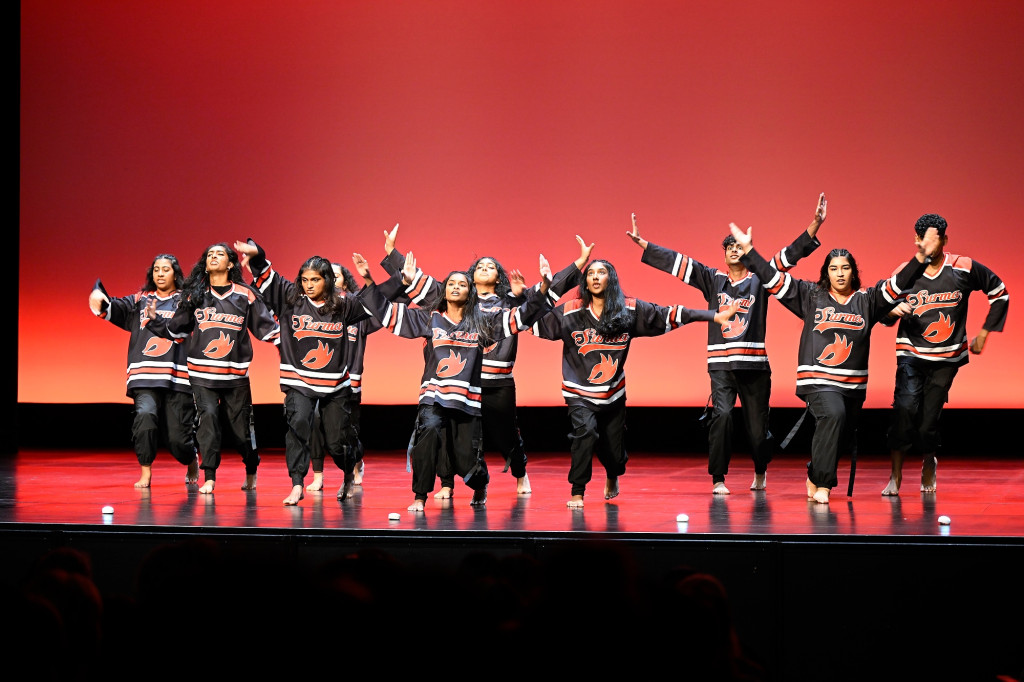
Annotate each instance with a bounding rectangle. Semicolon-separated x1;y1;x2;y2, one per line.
20;0;1020;409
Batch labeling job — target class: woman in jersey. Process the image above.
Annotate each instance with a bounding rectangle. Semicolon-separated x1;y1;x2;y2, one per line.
89;254;198;488
144;243;280;494
236;239;372;505
727;223;941;503
352;250;554;511
533;258;740;508
380;224;591;498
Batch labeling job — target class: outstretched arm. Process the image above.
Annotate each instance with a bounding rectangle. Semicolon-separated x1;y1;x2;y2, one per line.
625;213;649;251
729;223;753;254
574;234;596;270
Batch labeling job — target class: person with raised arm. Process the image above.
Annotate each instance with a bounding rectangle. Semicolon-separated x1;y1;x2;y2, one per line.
144;243;280;494
235;239;372;505
378;224;591;498
89;254;199;488
351;249;554;511
627;194;826;494
532;254;741;509
880;214;1009;495
728;222;941;503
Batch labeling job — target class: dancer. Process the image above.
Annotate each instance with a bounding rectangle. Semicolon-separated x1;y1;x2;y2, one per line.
144;243;280;494
532;257;741;508
236;240;373;505
380;224;591;497
352;250;555;511
728;223;942;503
305;263;382;492
881;214;1009;495
628;194;826;494
89;255;198;488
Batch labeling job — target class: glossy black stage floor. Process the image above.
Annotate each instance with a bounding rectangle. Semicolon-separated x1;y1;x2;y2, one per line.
2;447;1022;680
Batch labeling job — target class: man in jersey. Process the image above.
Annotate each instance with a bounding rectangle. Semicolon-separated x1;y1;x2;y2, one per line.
627;194;826;494
89;254;199;488
881;214;1008;495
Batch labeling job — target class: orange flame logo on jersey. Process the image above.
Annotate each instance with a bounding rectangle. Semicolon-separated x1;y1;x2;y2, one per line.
202;331;235;359
721;314;748;339
817;333;853;366
301;340;334;369
436;350;467;378
587;353;619;384
142;337;174;357
922;312;955;343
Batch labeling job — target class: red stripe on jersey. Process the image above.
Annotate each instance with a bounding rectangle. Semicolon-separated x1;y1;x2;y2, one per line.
895;342;967;358
796;371;867;384
482;365;513;375
187;362;247;376
280;370;348;387
677;255;690;281
707;348;768;357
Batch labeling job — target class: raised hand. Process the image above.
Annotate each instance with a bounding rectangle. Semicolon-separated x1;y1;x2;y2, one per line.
808;193;827;238
351;253;373;285
402;251;417;285
508;269;526;297
728;223;753;254
574;235;596;271
538;254;552;293
626;214;648;250
88;288;108;315
384;223;399;255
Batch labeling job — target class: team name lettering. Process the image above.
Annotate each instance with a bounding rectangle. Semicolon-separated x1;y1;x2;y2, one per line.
432;328;480;347
812;307;865;333
292;315;346;339
572;329;630;355
906;289;962;316
717;293;755;311
195;307;245;332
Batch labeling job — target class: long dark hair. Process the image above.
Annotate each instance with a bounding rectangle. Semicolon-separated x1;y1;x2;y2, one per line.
333;263;359;294
816;249;861;293
579;260;633;335
288;255;343;315
181;243;246;312
143;254;185;292
428;271;494;345
468;256;512;299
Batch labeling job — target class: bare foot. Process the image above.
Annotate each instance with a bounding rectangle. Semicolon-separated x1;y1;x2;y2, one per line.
516;474;531;494
352;460;364;486
185;457;199;485
812;487;830;504
434;486;453;500
712;481;730;495
407;498;425;512
805;478;816;499
567;494;584;509
471;487;487;506
337;477;354;500
881;478;900;496
135;465;152;489
199;480;215;494
241;474;257;491
750;473;766;491
921;456;937;493
604;477;619;500
283;485;304;505
305;472;324;492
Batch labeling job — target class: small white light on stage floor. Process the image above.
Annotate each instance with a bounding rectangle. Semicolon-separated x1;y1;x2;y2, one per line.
938;515;951;525
388;512;400;521
101;505;114;515
676;513;689;523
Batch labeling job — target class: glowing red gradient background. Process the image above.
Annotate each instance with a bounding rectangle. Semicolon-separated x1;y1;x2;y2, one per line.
20;1;1020;408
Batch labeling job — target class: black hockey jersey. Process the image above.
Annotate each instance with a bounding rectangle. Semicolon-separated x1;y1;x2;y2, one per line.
250;257;371;399
93;285;191;396
742;247;926;398
533;297;715;409
149;283;280;390
640;230;819;372
357;281;552;416
885;253;1008;367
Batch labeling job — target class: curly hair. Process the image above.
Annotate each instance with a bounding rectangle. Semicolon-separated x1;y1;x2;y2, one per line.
914;214;947;237
332;263;359;294
143;254;185;292
180;243;245;313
